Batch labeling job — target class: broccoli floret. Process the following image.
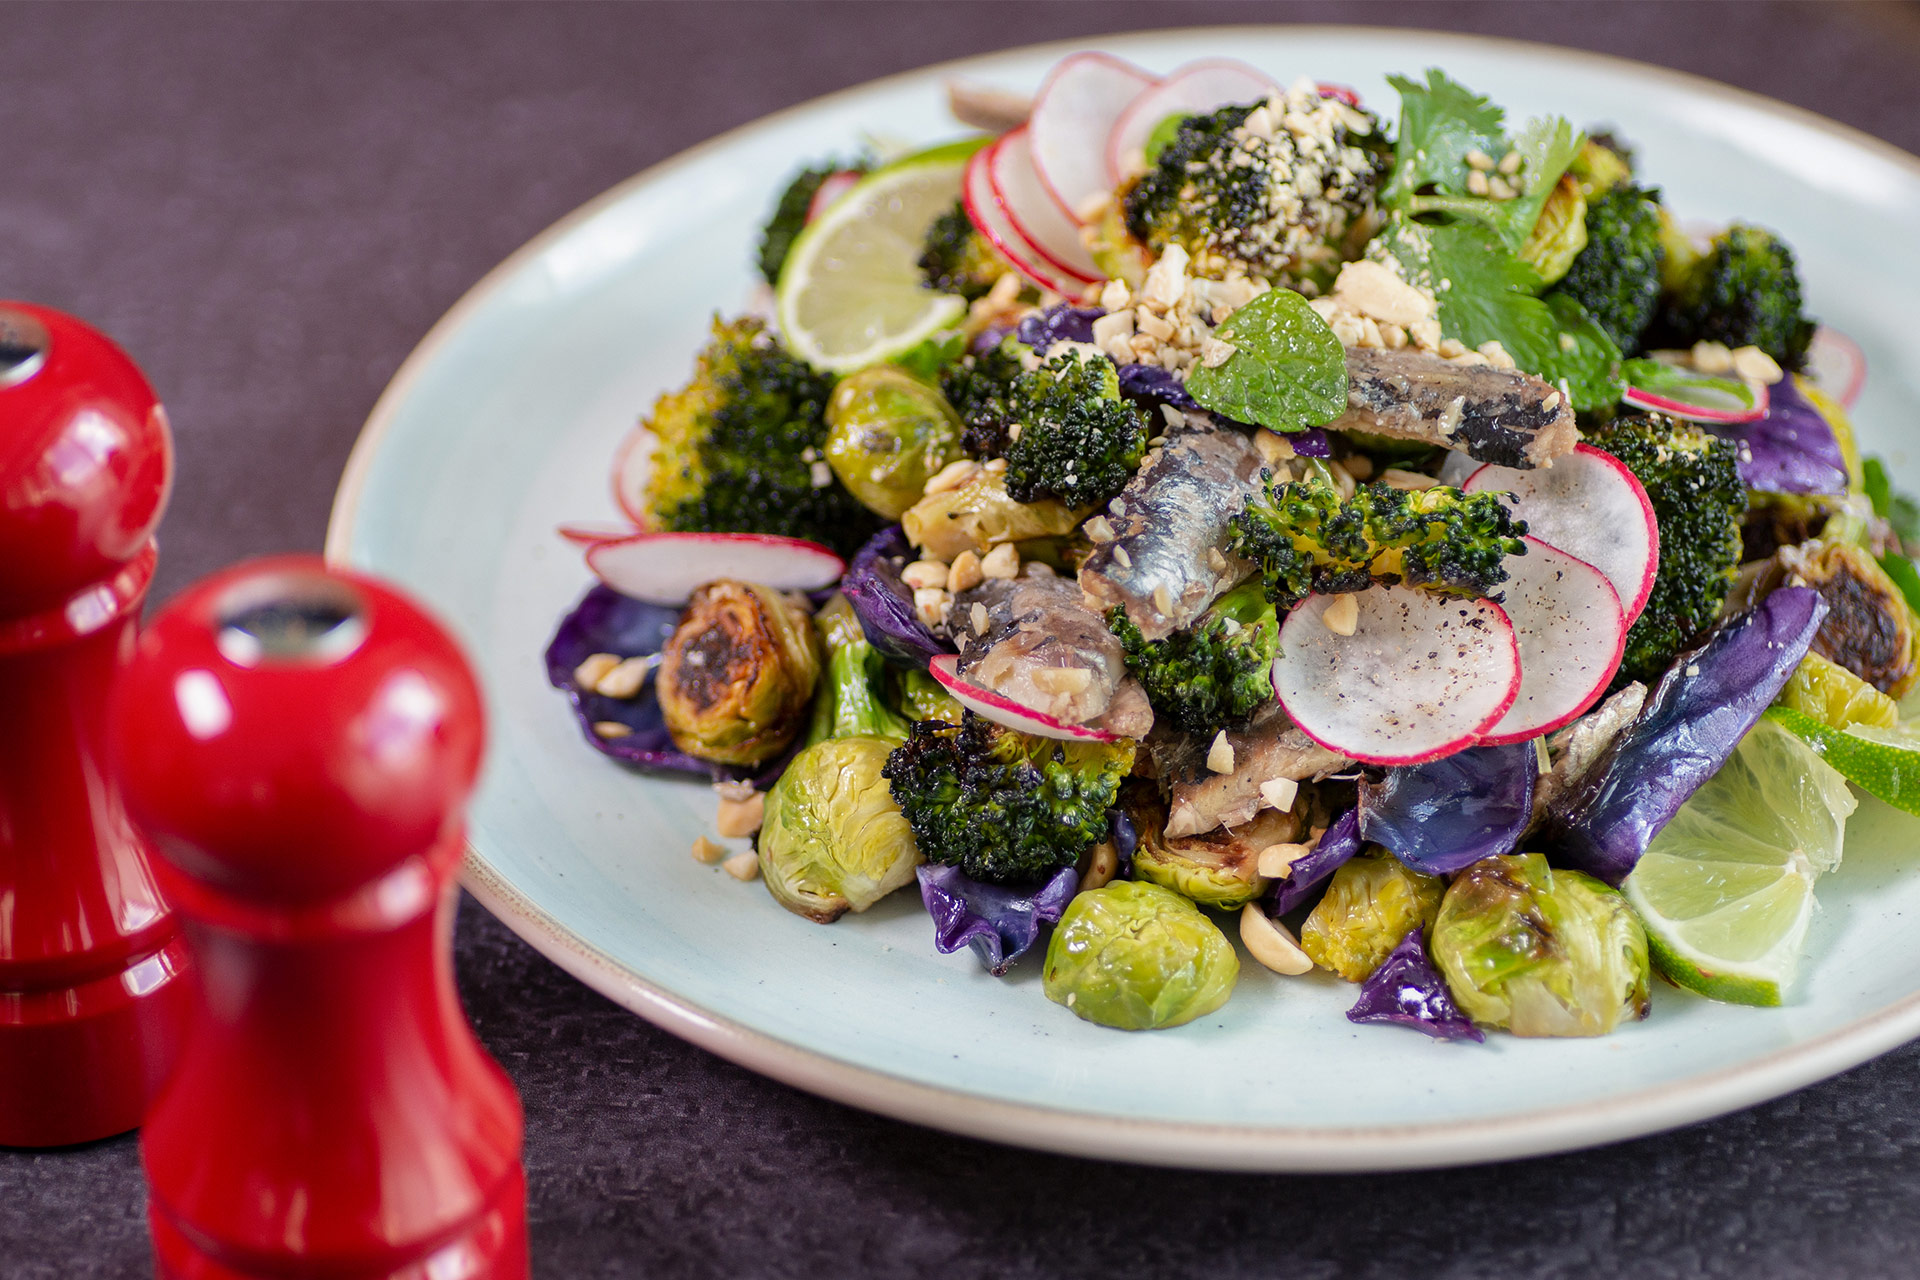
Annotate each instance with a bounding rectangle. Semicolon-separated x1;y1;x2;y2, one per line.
1109;580;1279;736
1120;85;1388;287
757;161;866;286
1586;413;1746;685
1002;350;1149;508
1230;468;1529;609
643;316;882;558
918;199;1012;301
1651;223;1814;366
939;339;1026;458
1548;183;1665;353
881;712;1135;884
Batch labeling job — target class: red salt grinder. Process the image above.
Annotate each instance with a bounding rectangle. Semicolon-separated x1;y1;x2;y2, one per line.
0;302;189;1147
112;557;528;1279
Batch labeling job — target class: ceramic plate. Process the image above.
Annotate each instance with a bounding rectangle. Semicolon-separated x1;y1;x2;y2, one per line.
327;27;1920;1171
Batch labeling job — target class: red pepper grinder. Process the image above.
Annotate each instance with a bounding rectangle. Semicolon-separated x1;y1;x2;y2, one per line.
0;302;189;1147
112;556;528;1279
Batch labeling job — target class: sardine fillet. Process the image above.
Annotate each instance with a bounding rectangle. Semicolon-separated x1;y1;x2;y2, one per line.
1333;347;1578;469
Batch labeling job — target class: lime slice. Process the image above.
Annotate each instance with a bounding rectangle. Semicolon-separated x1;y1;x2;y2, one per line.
1776;652;1899;731
776;139;983;372
1766;703;1920;817
1623;716;1856;1006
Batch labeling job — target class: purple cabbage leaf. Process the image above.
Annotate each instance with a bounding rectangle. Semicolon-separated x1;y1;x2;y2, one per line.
1266;806;1363;917
1017;304;1104;353
1547;586;1829;883
1359;741;1536;875
842;525;955;667
545;584;709;775
1707;375;1850;496
917;863;1079;976
1347;928;1485;1042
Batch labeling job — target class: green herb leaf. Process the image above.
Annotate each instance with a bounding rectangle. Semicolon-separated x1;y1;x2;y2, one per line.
887;329;967;384
1143;112;1187;165
1881;553;1920;616
1619;358;1756;412
1374;214;1623;410
1865;456;1920;546
1185;287;1347;432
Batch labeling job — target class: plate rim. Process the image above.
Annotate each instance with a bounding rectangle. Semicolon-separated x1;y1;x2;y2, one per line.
326;24;1920;1171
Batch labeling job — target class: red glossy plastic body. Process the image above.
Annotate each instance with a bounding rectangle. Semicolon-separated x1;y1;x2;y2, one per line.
114;557;527;1279
0;302;188;1147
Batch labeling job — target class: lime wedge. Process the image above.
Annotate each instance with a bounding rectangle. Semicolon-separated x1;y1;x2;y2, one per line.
1766;703;1920;817
1623;716;1856;1006
776;139;983;372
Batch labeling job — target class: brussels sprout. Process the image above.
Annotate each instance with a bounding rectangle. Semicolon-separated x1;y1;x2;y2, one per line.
807;595;911;745
1300;849;1445;982
758;736;923;923
893;666;964;723
1431;853;1650;1037
1128;787;1294;909
1519;173;1588;286
1043;880;1239;1030
657;579;821;766
825;366;967;520
901;467;1086;561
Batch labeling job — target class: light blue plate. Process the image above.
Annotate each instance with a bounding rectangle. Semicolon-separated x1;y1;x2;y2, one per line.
328;27;1920;1170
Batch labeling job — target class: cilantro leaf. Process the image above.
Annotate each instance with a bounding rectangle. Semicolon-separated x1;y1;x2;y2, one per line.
1865;455;1920;546
1185;287;1348;432
1374;215;1623;410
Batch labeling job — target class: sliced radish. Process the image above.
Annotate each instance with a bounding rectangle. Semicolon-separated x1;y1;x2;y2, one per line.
1464;443;1660;627
804;169;863;223
1316;82;1362;107
926;653;1119;742
962;143;1090;296
1105;58;1280;186
1030;52;1157;223
1621;368;1768;424
1804;326;1866;410
1478;539;1627;745
989;126;1101;284
585;531;845;606
612;423;654;527
557;521;636;547
1273;587;1521;767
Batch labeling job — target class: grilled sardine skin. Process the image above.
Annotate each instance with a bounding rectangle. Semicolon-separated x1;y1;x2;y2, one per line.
1334;348;1578;469
1079;422;1266;642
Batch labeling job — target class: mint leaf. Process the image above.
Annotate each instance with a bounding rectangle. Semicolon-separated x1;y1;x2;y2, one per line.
889;329;967;383
1185;288;1347;432
1375;215;1622;410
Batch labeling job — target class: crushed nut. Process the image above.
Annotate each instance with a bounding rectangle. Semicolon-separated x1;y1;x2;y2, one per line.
1099;278;1132;311
1341;453;1374;481
1691;340;1735;375
592;721;634;740
1379;467;1440;491
924;458;980;495
970;601;990;635
1111;545;1133;570
1322;593;1360;636
809;460;834;489
1731;345;1784;384
722;851;760;881
1486;175;1514;202
1256;841;1311;878
1078;840;1119;893
1259;777;1300;813
714;779;757;803
901;560;950;591
1240;904;1314;975
913;587;949;627
1207;546;1229;573
595;655;656;700
1206;730;1236;775
574;653;623;690
1465;148;1495;172
1498;149;1523;175
982;456;1009;474
1253;429;1296;467
692;835;728;865
1466;169;1491;197
1152;584;1173;616
1031;666;1093;695
980;543;1020;579
1084;515;1116;543
715;790;766;838
946;550;984;593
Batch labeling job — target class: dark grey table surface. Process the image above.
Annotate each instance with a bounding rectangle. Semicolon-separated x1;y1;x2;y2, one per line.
5;2;1920;1276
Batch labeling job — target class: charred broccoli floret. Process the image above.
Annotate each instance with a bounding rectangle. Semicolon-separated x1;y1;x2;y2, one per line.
918;199;1013;301
1586;413;1745;685
1002;349;1149;508
939;339;1026;458
1120;84;1388;287
881;712;1135;884
642;316;882;558
1230;468;1529;609
1108;580;1278;736
1652;223;1814;366
757;161;866;285
1548;183;1665;353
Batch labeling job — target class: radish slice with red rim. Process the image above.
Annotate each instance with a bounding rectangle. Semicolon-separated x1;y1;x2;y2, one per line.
1273;587;1521;767
1464;443;1660;627
557;521;636;547
585;531;845;606
1619;357;1767;424
927;653;1121;742
1478;538;1627;745
804;169;864;223
989;126;1101;284
962;143;1089;297
612;424;654;528
1804;325;1866;410
1105;58;1280;186
1030;52;1157;224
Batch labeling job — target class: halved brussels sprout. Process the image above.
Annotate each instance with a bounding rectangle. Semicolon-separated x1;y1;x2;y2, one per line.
901;468;1086;561
1519;173;1588;286
1043;880;1238;1031
657;579;821;766
825;366;967;520
758;736;922;923
1784;539;1920;698
893;666;964;724
1128;786;1295;909
1431;852;1650;1038
1300;849;1445;982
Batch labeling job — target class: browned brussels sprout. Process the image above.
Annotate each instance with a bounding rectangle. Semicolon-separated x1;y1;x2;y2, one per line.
1782;539;1920;698
656;579;821;766
825;366;967;520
